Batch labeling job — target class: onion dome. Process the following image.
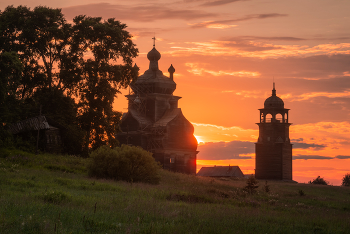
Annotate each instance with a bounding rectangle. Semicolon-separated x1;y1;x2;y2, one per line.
147;47;161;71
147;47;161;61
168;64;175;73
264;83;284;109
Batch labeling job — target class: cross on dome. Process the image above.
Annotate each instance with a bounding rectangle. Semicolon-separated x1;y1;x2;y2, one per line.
152;36;156;47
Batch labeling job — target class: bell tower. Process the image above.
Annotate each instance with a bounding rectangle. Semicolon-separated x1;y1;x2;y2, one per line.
255;83;292;180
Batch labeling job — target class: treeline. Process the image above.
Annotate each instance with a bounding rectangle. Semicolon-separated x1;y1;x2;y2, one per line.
0;5;139;155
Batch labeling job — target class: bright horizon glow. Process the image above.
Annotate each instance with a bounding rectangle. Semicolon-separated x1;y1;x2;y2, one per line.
194;135;205;144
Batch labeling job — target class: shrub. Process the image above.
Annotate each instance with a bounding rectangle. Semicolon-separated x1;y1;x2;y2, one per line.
342;173;350;186
263;181;270;193
244;175;259;194
41;191;70;204
88;145;161;184
308;176;328;185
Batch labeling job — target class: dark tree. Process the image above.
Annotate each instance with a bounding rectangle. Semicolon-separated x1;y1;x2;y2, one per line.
71;16;138;152
0;6;138;153
342;173;350;186
0;6;74;98
0;52;22;143
244;175;259;194
308;176;329;185
0;52;22;117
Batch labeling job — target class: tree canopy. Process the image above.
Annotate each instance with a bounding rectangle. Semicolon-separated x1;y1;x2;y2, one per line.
0;5;138;154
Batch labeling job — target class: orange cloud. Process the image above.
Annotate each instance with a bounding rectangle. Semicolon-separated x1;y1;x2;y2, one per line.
291;122;350;136
289;122;350;161
131;35;139;40
168;41;350;58
189;13;287;28
63;3;216;22
281;90;350;101
163;72;184;77
185;63;260;77
188;21;237;29
222;90;262;98
192;122;258;142
206;24;237;29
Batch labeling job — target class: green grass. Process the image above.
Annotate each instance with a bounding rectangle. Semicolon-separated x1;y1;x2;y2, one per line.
0;148;349;233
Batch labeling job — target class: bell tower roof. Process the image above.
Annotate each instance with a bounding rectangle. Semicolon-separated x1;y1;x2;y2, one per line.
264;82;284;109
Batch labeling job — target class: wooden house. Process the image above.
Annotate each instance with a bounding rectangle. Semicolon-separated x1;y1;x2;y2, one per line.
7;115;63;153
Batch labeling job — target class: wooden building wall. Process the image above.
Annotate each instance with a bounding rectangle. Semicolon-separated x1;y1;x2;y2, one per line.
255;142;292;180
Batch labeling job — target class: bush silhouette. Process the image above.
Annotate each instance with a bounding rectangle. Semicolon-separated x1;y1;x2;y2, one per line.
308;176;328;185
342;173;350;186
263;181;270;193
244;175;259;194
88;145;160;184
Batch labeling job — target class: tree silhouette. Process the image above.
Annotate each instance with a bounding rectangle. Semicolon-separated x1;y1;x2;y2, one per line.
244;175;259;194
308;176;328;185
342;173;350;186
0;6;138;153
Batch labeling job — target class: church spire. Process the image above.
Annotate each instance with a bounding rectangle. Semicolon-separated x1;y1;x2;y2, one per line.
152;36;156;47
272;82;276;96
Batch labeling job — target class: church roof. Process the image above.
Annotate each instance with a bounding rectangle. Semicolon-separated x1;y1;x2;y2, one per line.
130;46;176;95
123;109;152;128
153;108;182;127
264;83;284;109
197;166;244;177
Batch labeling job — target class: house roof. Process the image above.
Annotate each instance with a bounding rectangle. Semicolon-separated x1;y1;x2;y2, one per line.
197;166;244;177
7;116;52;134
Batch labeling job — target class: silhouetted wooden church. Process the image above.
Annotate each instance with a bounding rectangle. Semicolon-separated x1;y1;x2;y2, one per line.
117;45;198;174
255;84;293;180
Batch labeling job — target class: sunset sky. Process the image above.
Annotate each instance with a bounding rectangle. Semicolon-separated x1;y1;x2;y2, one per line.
2;0;350;185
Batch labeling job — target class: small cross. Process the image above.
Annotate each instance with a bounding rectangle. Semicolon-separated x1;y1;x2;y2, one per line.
152;36;156;47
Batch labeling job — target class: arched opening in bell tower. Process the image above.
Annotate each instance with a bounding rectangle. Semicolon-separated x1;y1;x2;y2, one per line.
276;113;283;123
265;113;273;123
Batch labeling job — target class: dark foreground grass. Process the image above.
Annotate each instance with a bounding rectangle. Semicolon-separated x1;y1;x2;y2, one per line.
0;149;349;233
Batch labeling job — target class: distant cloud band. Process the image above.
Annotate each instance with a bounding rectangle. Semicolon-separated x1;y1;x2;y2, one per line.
63;3;216;21
189;13;288;28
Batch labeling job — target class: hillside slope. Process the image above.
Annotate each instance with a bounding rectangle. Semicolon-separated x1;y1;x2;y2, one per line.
0;149;349;233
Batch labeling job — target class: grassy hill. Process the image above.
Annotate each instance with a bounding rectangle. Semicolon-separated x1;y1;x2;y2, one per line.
0;148;349;233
